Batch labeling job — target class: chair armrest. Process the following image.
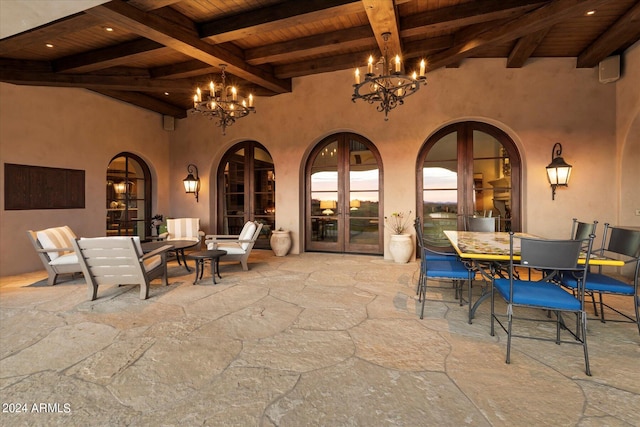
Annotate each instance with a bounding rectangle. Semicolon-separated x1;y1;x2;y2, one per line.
36;247;74;253
141;245;172;260
205;234;241;239
157;232;169;240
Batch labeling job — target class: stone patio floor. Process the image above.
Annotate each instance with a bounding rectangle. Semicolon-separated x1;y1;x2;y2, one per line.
1;250;638;426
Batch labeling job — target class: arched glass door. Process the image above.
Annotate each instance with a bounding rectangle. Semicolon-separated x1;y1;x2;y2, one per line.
106;153;151;238
417;122;521;249
306;133;382;254
217;141;274;249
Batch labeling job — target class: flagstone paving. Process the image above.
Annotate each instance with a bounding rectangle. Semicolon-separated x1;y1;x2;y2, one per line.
1;251;638;426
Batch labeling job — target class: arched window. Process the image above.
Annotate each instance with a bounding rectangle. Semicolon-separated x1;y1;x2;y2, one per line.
305;132;383;254
106;153;151;238
217;141;275;249
417;122;521;248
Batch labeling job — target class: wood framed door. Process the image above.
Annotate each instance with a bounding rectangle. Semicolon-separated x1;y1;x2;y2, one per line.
306;133;383;254
417;122;521;249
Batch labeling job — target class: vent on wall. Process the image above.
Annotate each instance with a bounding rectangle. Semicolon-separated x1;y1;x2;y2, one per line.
163;115;175;131
599;55;620;84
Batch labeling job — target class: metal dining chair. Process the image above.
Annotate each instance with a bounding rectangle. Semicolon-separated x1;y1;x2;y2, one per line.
414;218;471;319
562;224;640;335
491;232;595;375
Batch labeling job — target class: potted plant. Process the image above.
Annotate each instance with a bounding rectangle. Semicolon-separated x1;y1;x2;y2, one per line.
270;227;291;256
385;211;414;263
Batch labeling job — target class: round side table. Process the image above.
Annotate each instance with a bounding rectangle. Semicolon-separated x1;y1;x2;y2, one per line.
187;250;227;284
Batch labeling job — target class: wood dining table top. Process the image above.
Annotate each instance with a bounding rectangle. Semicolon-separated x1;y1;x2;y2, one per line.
443;230;624;266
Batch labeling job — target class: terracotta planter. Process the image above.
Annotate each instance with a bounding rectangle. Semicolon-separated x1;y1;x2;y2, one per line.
270;230;291;256
389;233;413;263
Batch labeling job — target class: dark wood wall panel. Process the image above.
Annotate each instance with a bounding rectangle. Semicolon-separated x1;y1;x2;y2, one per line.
4;163;85;210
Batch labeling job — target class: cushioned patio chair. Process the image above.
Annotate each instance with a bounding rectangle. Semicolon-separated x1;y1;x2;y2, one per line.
72;236;171;300
27;226;82;286
562;224;640;335
159;218;204;243
205;221;263;271
491;233;595;375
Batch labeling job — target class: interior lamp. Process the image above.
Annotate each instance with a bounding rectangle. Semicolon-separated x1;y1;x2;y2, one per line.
350;199;361;211
546;143;572;200
183;163;200;202
113;182;127;194
320;200;336;215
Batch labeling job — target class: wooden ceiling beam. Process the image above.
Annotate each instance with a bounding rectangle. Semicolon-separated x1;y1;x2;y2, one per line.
400;0;545;38
507;28;551;68
424;0;611;72
92;89;188;117
84;0;291;94
362;0;402;57
577;1;640;68
199;0;363;43
151;60;216;79
0;60;193;92
54;38;166;73
245;26;375;65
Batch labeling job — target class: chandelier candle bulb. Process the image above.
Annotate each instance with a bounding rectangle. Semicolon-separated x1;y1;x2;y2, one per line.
196;87;202;102
193;94;198;108
249;94;253;107
368;56;373;74
355;68;360;84
419;59;425;77
395;55;401;73
231;87;237;101
209;81;215;97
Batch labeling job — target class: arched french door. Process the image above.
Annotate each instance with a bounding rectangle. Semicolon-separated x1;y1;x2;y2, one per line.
106;153;151;238
417;122;521;248
217;141;275;250
306;133;383;254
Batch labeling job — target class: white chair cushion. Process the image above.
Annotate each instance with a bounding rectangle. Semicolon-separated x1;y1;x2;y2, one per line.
238;222;257;251
212;242;246;255
167;218;200;241
37;226;77;261
49;252;79;266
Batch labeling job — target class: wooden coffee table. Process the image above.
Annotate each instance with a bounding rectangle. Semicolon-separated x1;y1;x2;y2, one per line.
187;250;227;284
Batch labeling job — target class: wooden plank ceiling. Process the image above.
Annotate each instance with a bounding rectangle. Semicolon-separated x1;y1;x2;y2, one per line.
1;0;638;118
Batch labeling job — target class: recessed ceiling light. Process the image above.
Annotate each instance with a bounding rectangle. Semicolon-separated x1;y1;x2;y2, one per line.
586;10;596;16
164;92;169;96
104;27;114;32
45;43;54;48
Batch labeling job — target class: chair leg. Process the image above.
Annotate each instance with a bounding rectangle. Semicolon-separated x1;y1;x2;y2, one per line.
598;292;606;323
581;311;591;376
506;308;513;364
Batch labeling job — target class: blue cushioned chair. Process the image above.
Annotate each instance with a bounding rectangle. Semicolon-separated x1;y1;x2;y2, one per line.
562;224;640;335
414;218;471;319
491;232;595;375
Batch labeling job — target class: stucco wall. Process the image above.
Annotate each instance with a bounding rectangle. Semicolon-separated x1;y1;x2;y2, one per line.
1;54;638;276
617;41;640;228
171;57;627;258
0;84;172;276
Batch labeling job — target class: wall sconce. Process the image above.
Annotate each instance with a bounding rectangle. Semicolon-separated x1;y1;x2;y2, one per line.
546;143;572;200
320;200;336;215
183;163;200;202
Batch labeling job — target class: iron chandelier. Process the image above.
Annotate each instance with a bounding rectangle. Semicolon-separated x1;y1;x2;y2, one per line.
191;64;255;135
352;32;426;120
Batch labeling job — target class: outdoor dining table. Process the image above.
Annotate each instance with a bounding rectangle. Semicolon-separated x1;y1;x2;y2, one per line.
443;230;626;323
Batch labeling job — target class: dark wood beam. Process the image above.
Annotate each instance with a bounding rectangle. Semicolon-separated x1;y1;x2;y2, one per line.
93;89;188;117
200;0;363;43
54;39;166;73
507;28;551;68
245;26;375;65
424;0;611;72
577;1;640;68
362;0;402;57
400;0;545;38
151;60;216;79
85;0;291;94
0;60;194;92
